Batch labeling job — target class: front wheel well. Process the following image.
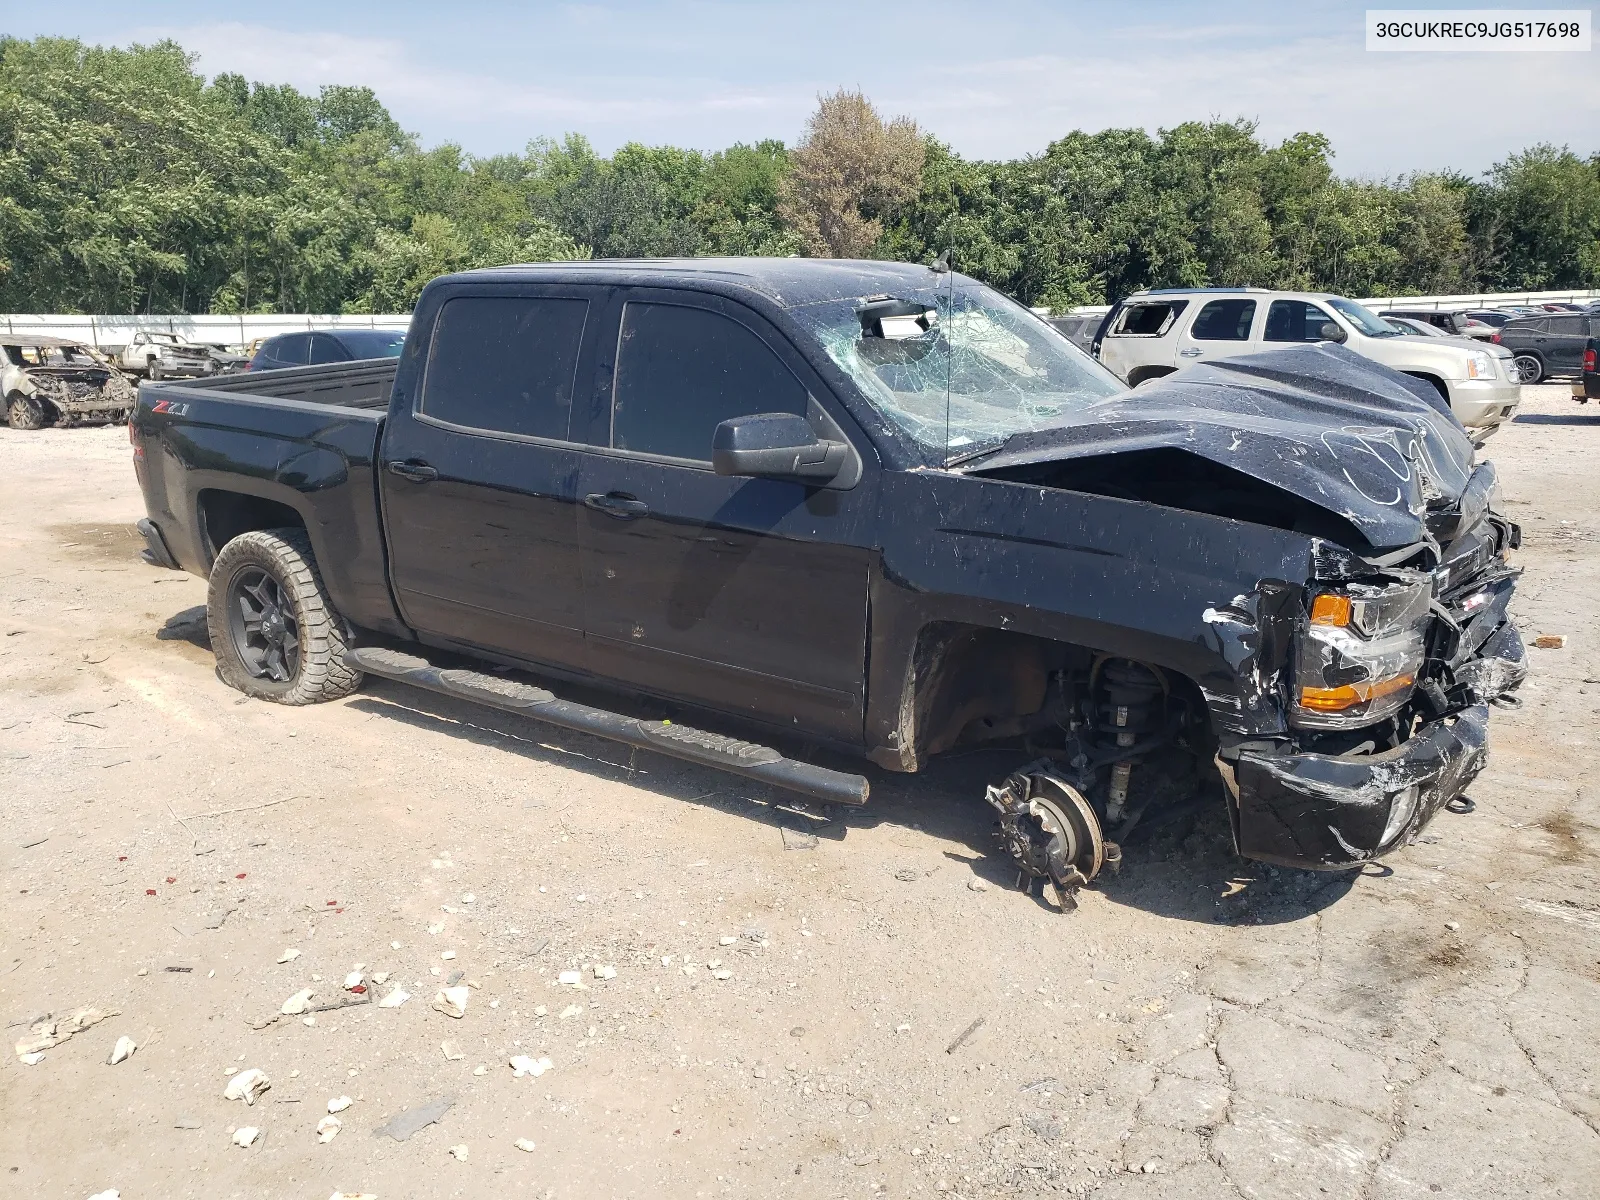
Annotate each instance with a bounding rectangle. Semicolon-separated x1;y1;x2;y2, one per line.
198;489;305;561
1401;371;1451;402
1127;365;1177;387
889;623;1210;770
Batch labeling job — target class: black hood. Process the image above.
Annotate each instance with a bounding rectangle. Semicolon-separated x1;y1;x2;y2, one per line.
965;344;1478;552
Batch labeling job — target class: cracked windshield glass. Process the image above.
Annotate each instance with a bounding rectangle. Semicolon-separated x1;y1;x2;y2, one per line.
790;279;1125;464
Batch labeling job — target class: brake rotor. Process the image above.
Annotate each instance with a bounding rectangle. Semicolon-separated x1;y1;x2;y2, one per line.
1026;772;1106;884
986;768;1113;911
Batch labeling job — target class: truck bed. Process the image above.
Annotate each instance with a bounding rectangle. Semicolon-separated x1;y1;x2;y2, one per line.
134;359;404;635
154;359;398;409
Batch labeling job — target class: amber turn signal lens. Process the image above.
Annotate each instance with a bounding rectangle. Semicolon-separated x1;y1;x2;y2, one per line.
1309;593;1352;627
1298;674;1414;712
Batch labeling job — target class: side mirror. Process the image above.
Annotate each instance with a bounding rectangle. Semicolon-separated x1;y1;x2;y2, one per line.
1319;322;1348;344
712;413;848;482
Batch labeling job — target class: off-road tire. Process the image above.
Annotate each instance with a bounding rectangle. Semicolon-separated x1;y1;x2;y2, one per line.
206;527;363;705
6;393;50;430
147;360;163;381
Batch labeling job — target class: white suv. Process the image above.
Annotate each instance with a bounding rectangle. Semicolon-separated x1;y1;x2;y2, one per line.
1095;288;1521;440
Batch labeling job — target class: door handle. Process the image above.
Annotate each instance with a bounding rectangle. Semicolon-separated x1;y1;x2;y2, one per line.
1179;347;1203;358
584;492;650;519
386;460;438;482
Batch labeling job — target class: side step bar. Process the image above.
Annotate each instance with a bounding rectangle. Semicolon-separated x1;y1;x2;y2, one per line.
343;647;870;807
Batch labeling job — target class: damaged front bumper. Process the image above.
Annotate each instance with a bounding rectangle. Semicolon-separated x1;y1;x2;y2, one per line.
1225;704;1487;869
1221;618;1526;870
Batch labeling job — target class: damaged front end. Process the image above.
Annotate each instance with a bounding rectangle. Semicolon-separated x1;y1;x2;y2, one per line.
1211;469;1525;869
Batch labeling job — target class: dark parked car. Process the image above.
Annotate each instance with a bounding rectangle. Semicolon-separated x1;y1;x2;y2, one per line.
1464;310;1516;329
131;259;1525;894
1577;336;1598;403
249;328;407;371
1494;313;1600;382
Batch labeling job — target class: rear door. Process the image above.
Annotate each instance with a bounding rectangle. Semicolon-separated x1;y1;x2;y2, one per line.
1175;297;1259;366
571;289;876;743
380;287;599;671
1545;316;1588;372
308;333;353;365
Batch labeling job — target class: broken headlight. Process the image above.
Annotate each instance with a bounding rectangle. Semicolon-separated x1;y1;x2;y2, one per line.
1291;580;1431;730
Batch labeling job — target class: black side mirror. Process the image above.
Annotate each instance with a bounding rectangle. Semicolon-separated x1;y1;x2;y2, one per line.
712;413;848;482
1319;322;1348;344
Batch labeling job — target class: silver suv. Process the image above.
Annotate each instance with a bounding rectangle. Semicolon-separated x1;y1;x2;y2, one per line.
1096;288;1521;440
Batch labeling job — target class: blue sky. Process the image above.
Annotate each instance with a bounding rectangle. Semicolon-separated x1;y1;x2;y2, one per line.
11;1;1598;176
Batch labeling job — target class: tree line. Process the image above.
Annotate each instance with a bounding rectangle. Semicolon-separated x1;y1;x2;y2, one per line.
1;36;1597;316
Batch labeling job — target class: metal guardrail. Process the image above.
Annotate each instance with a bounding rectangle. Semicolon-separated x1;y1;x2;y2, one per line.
1059;287;1600;318
0;313;412;350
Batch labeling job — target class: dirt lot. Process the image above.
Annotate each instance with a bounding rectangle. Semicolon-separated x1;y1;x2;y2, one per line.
2;384;1597;1200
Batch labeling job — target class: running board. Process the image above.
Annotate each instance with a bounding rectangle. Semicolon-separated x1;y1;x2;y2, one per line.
343;646;870;806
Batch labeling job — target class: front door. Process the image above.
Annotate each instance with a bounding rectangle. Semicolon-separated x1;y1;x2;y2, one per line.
381;288;599;671
1177;297;1260;366
572;291;875;744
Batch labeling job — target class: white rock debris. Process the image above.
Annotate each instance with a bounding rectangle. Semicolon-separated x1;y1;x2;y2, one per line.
327;1095;353;1114
432;986;470;1018
223;1068;270;1105
231;1126;260;1148
107;1036;137;1065
281;988;315;1016
377;986;410;1008
317;1115;342;1144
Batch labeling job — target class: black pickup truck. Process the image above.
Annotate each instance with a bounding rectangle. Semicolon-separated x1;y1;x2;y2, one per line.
131;258;1526;897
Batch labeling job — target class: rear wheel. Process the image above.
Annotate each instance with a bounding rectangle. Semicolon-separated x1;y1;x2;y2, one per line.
147;360;163;381
6;393;49;430
206;528;363;705
1512;354;1544;384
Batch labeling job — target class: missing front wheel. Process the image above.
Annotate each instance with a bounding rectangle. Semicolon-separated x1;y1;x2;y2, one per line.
987;765;1118;912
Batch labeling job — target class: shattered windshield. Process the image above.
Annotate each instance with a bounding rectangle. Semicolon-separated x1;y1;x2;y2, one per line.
788;280;1125;464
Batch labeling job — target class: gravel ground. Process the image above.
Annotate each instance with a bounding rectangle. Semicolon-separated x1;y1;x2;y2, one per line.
1;383;1597;1200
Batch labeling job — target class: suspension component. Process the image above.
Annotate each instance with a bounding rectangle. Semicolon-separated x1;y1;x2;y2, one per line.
986;765;1118;912
1091;659;1165;822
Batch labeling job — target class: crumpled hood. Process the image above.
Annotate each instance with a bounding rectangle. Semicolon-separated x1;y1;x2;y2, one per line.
968;344;1478;551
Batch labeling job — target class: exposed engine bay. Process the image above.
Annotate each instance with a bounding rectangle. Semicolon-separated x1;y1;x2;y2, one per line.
3;336;137;429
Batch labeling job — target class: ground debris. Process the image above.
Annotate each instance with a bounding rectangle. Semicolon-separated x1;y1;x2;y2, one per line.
106;1035;136;1065
1534;634;1567;648
515;1137;537;1152
14;1006;119;1059
224;1068;270;1105
946;1016;985;1055
231;1125;260;1148
432;986;469;1018
317;1115;342;1144
373;1096;454;1141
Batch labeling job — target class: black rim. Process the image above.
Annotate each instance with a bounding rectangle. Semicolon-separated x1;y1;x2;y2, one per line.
1514;356;1539;383
227;567;300;683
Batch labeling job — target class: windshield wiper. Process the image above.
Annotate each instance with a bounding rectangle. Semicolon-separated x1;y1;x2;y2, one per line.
944;433;1022;468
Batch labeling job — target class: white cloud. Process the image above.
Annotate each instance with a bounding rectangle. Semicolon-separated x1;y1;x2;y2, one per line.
116;15;1598;175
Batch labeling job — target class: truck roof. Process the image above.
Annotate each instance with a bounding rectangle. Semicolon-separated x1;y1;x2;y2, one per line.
453;257;949;308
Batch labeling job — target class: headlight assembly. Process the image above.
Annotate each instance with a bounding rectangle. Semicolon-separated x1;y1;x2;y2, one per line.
1293;580;1431;729
1465;349;1496;380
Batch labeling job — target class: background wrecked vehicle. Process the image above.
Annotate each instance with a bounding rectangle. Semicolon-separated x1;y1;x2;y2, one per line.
129;259;1526;908
3;335;137;430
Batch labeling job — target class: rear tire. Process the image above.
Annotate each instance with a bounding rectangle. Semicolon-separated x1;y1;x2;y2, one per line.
6;393;49;430
1512;354;1544;384
206;528;363;705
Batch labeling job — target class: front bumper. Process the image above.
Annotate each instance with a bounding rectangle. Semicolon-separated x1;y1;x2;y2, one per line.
1226;704;1492;870
1450;378;1520;429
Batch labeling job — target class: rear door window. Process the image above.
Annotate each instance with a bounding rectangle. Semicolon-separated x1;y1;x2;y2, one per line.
1549;316;1585;336
1110;301;1185;337
1189;299;1257;341
1264;300;1339;343
307;333;349;364
611;301;807;462
270;334;311;365
420;296;590;440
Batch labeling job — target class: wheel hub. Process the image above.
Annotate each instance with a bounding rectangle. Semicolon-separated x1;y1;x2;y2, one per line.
986;765;1118;911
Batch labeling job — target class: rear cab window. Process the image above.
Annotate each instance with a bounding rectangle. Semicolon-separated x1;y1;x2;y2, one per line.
611;301;807;463
1189;299;1257;341
1108;301;1186;338
420;296;590;440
